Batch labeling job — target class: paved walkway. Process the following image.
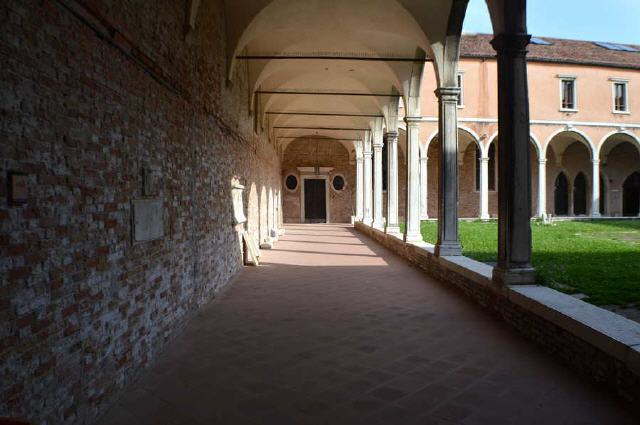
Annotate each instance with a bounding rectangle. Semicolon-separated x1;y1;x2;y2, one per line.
98;224;637;425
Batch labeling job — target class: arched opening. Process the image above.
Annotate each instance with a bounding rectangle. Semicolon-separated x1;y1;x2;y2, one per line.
485;136;541;216
458;129;482;217
623;172;640;216
382;138;388;191
475;143;496;191
554;172;569;215
546;131;594;216
573;172;588;215
600;175;606;215
599;133;640;216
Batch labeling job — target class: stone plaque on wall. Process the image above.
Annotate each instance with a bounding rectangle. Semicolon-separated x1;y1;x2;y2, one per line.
9;172;28;205
232;183;247;224
132;199;164;242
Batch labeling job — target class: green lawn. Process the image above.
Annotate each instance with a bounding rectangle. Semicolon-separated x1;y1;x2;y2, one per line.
404;220;640;306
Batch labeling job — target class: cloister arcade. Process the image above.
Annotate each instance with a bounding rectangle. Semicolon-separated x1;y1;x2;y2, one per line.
4;0;640;423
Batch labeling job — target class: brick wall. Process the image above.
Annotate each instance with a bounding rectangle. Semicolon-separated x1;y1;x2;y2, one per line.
0;1;280;423
282;139;355;223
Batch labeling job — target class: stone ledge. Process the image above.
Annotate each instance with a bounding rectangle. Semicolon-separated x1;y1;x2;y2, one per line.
507;285;640;373
354;222;640;401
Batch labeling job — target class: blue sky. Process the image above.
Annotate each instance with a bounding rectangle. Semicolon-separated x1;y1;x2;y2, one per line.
463;0;640;45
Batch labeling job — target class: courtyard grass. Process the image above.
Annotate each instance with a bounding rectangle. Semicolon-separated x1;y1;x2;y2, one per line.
412;219;640;306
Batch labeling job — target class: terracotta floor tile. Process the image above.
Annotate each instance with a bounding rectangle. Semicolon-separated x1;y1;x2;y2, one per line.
97;224;638;425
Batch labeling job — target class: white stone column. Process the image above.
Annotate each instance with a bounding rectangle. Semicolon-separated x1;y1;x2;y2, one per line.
537;159;546;217
386;132;400;234
491;28;535;285
419;154;429;220
363;149;373;226
434;87;462;256
591;159;601;217
479;156;490;220
272;191;278;241
355;156;364;221
404;117;422;242
372;138;384;229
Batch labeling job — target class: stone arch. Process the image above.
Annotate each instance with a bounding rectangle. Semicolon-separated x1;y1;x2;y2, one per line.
544;128;596;161
486;132;545;162
424;129;439;152
598;131;640;216
598;130;640;162
529;132;543;161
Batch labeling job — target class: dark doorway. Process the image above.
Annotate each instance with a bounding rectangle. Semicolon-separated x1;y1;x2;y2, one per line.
600;176;606;215
304;179;327;223
623;172;640;216
554;172;569;215
573;172;587;215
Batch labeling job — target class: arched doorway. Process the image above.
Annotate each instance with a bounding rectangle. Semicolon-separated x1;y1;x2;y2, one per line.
545;130;594;217
623;172;640;216
600;176;606;215
599;132;640;216
573;172;587;215
554;172;569;215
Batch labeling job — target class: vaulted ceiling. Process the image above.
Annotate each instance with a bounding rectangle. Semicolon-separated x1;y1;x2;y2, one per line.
222;0;471;149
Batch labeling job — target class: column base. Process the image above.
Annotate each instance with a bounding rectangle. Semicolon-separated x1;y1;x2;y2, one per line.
363;218;373;226
479;214;490;221
493;266;536;286
420;215;429;220
434;242;462;257
404;232;423;243
591;212;601;218
372;220;385;230
260;240;274;250
385;225;401;235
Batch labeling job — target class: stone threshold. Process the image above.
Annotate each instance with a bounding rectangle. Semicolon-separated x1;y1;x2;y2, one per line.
355;222;640;402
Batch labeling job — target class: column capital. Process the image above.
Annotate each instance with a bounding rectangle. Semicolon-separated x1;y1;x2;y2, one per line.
591;159;601;165
419;156;428;163
384;131;398;140
363;151;373;158
538;159;547;165
372;143;383;151
479;156;490;163
356;156;364;163
434;86;461;102
490;33;531;56
404;116;421;126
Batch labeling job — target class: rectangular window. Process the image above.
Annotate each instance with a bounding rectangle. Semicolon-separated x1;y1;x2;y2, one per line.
561;78;576;110
456;72;464;107
613;81;628;112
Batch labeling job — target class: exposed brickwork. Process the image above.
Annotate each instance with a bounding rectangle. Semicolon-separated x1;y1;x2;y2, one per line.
281;139;355;223
0;1;280;424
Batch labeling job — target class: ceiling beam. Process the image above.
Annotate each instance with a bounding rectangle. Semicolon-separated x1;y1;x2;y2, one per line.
257;90;401;97
266;111;382;118
273;126;369;131
277;137;360;142
237;55;432;62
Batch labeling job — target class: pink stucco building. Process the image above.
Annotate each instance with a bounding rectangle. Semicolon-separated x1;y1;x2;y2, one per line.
410;34;640;218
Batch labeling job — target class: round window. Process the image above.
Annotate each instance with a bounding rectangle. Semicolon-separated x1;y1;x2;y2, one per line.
285;174;298;191
332;175;345;191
